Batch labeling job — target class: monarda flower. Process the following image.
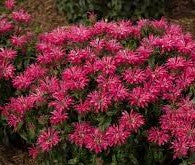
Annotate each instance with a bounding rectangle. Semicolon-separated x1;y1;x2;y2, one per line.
69;122;94;147
123;68;149;85
62;66;89;90
0;18;13;34
4;0;15;10
148;127;170;145
105;125;130;147
90;38;105;52
97;75;128;101
166;57;188;71
12;9;31;24
104;39;122;52
86;90;112;112
129;87;154;108
67;25;92;43
94;56;116;75
10;35;29;48
50;109;68;125
28;146;39;159
119;111;145;131
37;128;60;152
37;46;65;64
49;91;73;111
0;48;17;60
67;47;94;64
13;64;47;89
0;63;15;79
85;128;108;153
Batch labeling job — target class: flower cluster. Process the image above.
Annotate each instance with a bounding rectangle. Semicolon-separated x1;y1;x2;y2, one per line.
0;0;32;81
148;98;195;158
69;111;144;153
0;48;16;79
1;8;195;160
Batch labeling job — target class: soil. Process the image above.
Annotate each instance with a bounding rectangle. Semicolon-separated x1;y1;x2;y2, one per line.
17;0;67;32
166;0;195;37
0;145;37;165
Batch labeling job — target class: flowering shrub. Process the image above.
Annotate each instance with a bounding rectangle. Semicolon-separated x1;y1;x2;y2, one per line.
0;1;195;164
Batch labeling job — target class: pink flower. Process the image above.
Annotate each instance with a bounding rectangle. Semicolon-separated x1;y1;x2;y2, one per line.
37;128;60;152
69;122;94;147
10;35;28;48
4;0;15;10
129;87;154;108
0;48;17;60
12;9;31;24
106;21;132;39
148;127;170;145
0;63;15;79
0;18;13;34
105;39;122;52
38;77;60;94
13;64;47;89
119;111;145;132
115;49;146;66
39;27;68;45
62;66;89;90
94;56;116;75
50;109;68;125
123;68;149;84
85;128;108;153
67;47;94;64
67;25;92;42
7;114;21;128
166;57;188;71
74;101;91;114
49;92;72;111
105;125;130;147
171;139;189;158
37;46;65;64
97;75;128;101
87;91;112;112
90;38;105;52
28;146;39;159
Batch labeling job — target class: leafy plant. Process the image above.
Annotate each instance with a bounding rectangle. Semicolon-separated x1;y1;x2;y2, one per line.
56;0;165;23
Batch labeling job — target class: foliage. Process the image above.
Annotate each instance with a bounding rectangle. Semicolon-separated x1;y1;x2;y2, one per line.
56;0;165;23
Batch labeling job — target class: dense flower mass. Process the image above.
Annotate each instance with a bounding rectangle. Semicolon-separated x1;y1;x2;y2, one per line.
0;4;195;161
148;98;195;158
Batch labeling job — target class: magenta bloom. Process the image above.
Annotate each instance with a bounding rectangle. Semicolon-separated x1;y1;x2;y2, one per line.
62;66;89;90
28;146;39;159
105;125;130;147
37;128;60;152
13;64;47;89
4;0;15;10
148;127;170;145
85;128;108;153
0;18;13;34
69;122;94;147
10;35;28;48
123;68;149;85
87;90;112;112
12;9;31;24
119;111;145;131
